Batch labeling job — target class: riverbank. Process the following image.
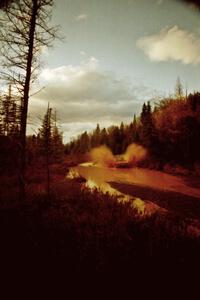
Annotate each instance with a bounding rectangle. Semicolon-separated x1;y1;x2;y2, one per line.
1;158;200;286
110;181;200;221
1;175;200;274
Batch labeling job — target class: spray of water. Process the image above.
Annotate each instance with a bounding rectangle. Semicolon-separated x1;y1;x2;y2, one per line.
90;145;116;167
90;143;147;168
123;143;147;166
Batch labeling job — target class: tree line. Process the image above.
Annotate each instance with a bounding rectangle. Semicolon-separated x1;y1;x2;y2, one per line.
0;86;63;161
65;83;200;170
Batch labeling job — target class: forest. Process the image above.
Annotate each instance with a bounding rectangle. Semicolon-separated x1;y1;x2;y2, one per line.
65;79;200;175
1;78;200;176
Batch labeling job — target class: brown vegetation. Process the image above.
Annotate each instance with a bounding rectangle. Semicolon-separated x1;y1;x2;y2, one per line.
0;162;200;278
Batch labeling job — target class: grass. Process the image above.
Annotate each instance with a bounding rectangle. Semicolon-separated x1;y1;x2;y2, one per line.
0;158;200;286
110;181;200;219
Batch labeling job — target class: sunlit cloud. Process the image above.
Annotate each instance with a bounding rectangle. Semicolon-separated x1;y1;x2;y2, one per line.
29;57;158;142
137;25;200;64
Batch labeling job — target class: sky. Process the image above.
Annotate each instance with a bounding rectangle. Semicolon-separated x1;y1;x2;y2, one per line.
28;0;200;142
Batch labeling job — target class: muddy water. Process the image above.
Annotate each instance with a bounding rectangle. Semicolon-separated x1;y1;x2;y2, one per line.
68;163;200;216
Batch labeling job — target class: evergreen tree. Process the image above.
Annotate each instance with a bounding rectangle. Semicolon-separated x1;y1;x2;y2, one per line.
132;114;139;142
91;124;101;147
140;101;156;150
52;110;63;161
187;92;200;111
119;122;126;153
39;103;52;198
100;128;108;145
80;131;90;153
0;85;20;136
175;77;184;100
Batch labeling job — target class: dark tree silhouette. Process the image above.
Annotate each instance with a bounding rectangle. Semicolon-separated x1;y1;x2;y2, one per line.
0;0;59;200
39;103;52;199
140;102;156;149
0;85;20;136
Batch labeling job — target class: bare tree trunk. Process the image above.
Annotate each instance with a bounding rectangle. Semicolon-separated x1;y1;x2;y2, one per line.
19;0;38;201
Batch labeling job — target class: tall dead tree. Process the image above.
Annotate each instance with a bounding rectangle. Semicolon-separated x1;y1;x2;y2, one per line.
0;0;59;200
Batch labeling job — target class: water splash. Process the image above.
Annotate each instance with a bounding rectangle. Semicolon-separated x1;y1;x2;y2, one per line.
90;145;116;167
90;143;147;168
123;143;147;166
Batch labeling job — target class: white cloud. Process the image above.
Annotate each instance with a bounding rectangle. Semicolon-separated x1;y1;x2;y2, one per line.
137;25;200;65
40;57;98;83
29;57;156;142
75;14;88;22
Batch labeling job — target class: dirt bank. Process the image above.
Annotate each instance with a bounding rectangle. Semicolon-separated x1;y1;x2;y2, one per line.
110;181;200;219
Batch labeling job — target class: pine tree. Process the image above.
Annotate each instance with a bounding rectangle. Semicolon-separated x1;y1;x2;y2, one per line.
91;124;101;147
39;103;52;198
140;103;147;125
0;85;20;136
52;110;63;161
79;131;90;153
119;122;126;153
100;128;108;145
140;101;155;149
132;114;139;143
175;77;183;100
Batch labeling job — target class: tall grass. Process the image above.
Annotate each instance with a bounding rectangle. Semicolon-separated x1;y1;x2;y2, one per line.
0;162;199;278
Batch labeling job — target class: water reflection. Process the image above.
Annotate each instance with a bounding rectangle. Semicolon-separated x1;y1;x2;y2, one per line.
67;164;171;215
67;164;200;232
75;164;200;198
85;178;121;196
84;175;151;216
132;198;145;215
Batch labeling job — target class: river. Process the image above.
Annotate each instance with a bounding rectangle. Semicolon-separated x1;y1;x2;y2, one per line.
68;163;200;219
